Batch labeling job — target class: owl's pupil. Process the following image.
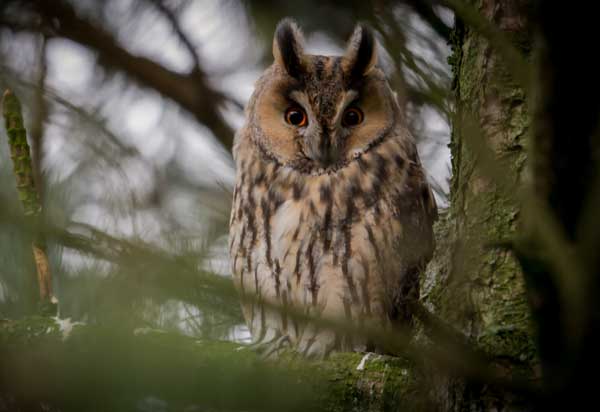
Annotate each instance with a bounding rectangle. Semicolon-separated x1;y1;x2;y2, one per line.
343;108;363;126
346;111;358;124
289;111;303;124
285;108;307;126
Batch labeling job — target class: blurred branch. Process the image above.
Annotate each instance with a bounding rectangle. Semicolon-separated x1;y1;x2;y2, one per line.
1;68;144;164
370;6;452;119
147;0;202;71
2;89;56;313
0;317;424;412
0;64;142;158
63;220;241;314
401;0;452;40
0;190;539;400
0;193;241;320
1;0;235;150
29;35;48;203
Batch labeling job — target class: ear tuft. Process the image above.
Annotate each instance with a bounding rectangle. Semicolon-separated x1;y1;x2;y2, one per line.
273;18;306;78
342;24;378;80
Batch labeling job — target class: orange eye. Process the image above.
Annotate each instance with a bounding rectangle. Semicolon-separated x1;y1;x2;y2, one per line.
285;107;307;127
342;107;363;127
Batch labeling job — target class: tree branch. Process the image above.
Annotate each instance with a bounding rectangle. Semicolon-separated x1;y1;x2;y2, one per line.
402;0;452;41
2;0;235;150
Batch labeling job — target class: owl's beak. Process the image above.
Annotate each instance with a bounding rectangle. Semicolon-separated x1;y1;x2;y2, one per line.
306;130;338;167
313;149;337;167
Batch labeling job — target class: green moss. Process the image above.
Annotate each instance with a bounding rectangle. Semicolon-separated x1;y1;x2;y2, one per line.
310;353;420;412
2;90;41;217
275;350;423;411
477;324;536;362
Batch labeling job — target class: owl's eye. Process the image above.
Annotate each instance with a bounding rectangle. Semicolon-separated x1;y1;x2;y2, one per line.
285;107;308;127
342;107;364;127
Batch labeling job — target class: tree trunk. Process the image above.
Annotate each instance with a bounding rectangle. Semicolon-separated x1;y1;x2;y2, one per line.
421;0;536;410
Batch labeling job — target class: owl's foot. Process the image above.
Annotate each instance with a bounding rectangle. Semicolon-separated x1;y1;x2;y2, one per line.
249;334;292;359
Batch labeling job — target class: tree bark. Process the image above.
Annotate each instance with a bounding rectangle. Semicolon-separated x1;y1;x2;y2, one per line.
421;0;536;410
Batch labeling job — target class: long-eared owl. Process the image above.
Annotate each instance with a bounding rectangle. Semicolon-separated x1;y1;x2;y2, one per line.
229;18;437;357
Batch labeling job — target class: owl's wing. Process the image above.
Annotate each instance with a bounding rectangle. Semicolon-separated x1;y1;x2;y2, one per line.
388;145;438;326
397;144;438;264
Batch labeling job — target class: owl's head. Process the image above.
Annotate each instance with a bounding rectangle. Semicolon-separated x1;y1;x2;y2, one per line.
245;18;400;174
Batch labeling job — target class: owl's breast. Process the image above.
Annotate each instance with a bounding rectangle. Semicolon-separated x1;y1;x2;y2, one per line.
270;199;304;259
229;131;436;330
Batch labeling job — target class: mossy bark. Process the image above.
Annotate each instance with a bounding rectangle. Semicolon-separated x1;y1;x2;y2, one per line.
2;90;55;313
2;90;41;218
421;0;536;410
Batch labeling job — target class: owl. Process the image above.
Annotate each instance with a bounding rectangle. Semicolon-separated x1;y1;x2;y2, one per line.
229;19;437;358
